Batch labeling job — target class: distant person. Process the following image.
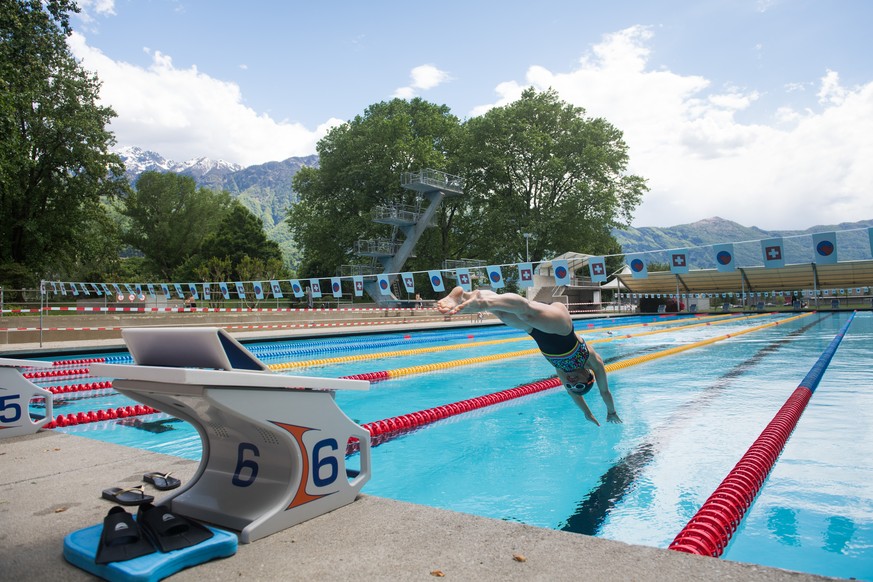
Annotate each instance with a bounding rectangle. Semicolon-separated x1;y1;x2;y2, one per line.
436;286;621;426
185;294;197;309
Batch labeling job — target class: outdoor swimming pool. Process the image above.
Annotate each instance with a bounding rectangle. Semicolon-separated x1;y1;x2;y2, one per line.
29;311;873;580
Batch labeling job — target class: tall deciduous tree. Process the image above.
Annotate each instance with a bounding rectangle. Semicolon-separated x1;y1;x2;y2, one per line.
288;98;462;277
0;0;126;284
460;88;647;264
198;201;284;280
119;171;232;279
286;91;646;284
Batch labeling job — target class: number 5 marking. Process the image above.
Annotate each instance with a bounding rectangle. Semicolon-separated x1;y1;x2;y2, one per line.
0;395;23;424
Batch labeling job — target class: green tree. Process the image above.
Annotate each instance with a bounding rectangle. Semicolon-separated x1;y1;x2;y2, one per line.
119;171;232;279
460;88;647;264
0;0;127;284
288;98;462;277
198;201;284;280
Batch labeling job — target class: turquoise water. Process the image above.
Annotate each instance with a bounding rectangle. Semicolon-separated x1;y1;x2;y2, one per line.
32;312;873;580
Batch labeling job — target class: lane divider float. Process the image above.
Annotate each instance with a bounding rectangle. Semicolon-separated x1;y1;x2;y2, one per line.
44;313;812;432
345;312;815;453
668;311;855;557
275;313;773;372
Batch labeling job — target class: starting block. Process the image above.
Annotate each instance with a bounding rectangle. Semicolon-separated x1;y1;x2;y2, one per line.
0;358;54;439
90;327;371;543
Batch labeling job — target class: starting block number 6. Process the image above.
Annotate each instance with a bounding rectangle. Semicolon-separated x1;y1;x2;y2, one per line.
232;443;260;487
232;433;343;496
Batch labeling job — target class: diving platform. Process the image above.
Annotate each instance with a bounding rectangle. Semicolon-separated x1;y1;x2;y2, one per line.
355;238;404;258
358;169;465;304
371;203;427;227
401;169;464;196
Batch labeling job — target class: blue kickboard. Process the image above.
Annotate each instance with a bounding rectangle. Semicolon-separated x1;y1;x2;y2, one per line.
63;518;238;582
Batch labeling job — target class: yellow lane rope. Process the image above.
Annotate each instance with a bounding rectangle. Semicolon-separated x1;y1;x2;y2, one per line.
269;312;774;371
578;312;745;336
384;312;815;379
269;312;795;373
604;312;815;373
381;312;789;379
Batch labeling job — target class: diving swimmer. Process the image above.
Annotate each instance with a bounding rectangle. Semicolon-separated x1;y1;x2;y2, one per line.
436;286;621;426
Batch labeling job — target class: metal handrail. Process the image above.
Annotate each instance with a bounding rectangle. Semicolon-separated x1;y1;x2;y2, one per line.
401;168;464;193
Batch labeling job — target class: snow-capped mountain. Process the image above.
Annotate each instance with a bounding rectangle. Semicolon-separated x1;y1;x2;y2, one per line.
115;146;243;183
115;146;320;261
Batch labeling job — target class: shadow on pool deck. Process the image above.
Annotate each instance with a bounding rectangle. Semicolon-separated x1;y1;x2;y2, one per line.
1;431;837;582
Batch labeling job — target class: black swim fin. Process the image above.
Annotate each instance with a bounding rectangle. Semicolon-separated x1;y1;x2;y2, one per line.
137;502;214;552
95;506;156;564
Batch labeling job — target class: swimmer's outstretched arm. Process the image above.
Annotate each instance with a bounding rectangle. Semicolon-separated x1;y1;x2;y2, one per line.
566;390;601;426
587;348;621;424
436;286;528;315
436;287;571;335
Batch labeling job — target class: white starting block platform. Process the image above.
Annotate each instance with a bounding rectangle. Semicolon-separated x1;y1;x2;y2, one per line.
0;357;54;438
91;327;372;544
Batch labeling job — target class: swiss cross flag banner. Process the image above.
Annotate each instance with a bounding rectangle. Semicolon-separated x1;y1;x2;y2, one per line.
401;272;415;293
518;262;534;288
670;250;689;274
761;237;785;268
588;256;607;283
456;268;472;291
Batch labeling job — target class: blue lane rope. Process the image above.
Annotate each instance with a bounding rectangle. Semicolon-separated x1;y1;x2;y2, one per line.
798;311;856;394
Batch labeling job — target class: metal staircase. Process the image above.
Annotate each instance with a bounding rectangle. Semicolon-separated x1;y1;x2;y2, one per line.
355;169;464;305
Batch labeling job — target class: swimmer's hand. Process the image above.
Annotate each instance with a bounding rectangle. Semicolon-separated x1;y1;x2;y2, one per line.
436;286;464;315
436;297;458;315
606;411;623;424
437;287;483;316
583;409;601;427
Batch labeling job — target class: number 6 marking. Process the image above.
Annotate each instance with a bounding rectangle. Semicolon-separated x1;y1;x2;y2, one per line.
312;438;339;487
232;442;260;487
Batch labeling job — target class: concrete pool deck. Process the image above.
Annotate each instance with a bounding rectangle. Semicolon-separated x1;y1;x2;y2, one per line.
1;431;836;581
0;319;842;581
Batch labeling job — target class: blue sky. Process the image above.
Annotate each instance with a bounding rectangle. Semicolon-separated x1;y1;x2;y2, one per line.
70;0;873;230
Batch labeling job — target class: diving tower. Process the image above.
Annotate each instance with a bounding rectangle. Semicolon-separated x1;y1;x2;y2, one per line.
358;169;465;304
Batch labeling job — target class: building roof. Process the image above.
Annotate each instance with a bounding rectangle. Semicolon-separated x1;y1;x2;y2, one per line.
610;260;873;294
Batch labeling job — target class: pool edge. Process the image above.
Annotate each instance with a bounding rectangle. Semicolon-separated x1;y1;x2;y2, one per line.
0;431;837;582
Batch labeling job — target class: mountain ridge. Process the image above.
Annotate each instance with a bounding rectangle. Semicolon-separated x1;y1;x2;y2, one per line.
117;147;318;263
613;216;873;268
116;148;872;267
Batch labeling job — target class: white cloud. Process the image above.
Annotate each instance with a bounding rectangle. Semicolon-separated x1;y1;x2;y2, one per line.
75;0;116;26
392;64;451;99
68;32;339;166
817;69;849;106
470;25;873;229
77;0;116;16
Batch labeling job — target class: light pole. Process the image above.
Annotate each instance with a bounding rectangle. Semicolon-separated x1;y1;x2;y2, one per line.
523;233;532;262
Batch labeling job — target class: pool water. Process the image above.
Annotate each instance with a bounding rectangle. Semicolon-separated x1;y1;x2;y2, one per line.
34;312;873;580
